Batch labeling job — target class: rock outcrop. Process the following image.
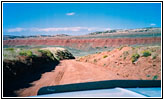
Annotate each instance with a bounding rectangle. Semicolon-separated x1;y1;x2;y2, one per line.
3;37;161;50
41;47;75;60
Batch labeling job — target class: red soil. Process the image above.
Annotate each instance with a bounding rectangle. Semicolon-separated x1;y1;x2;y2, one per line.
14;46;161;97
15;60;123;97
3;37;161;49
78;46;161;80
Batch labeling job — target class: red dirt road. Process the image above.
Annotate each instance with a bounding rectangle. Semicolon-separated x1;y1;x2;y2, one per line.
15;60;122;97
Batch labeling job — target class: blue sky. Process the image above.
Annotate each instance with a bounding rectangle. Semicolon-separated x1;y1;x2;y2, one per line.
3;3;161;36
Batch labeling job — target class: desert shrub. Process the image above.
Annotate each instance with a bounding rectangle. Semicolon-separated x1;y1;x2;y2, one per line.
142;50;151;57
5;48;14;51
38;49;47;54
136;46;140;49
146;75;150;77
150;49;156;52
55;51;66;60
49;48;75;60
152;75;158;80
118;46;124;51
3;54;7;57
152;55;157;59
103;55;108;58
131;53;140;63
19;50;33;57
38;49;43;53
132;47;135;50
3;48;19;60
123;51;129;60
123;51;129;56
96;47;100;49
94;59;97;62
38;49;54;60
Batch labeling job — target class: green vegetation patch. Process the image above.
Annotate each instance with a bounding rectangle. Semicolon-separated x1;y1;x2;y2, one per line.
142;50;151;57
5;48;14;51
3;48;19;60
118;46;124;51
103;55;108;58
123;51;129;56
96;47;101;49
152;75;158;80
38;49;54;60
131;53;140;63
94;59;97;63
152;55;157;59
19;50;33;57
146;75;151;77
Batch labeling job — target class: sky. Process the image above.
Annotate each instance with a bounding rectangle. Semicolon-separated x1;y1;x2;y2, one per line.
3;3;161;36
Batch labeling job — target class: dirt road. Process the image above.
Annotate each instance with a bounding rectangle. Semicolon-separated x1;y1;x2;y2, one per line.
15;60;122;97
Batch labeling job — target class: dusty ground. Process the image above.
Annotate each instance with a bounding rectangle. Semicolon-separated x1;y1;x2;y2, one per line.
15;60;123;97
14;46;161;97
77;46;161;80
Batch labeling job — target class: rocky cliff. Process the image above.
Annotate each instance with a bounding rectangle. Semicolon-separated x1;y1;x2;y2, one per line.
3;37;161;49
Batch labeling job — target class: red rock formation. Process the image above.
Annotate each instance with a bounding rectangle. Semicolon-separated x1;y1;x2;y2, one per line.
3;37;161;49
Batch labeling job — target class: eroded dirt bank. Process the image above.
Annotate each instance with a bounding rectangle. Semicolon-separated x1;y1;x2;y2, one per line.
3;53;59;97
3;47;75;97
3;37;161;49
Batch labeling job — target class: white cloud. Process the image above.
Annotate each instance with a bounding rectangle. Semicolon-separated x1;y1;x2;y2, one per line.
150;23;156;26
35;27;88;32
7;28;25;32
104;28;111;30
6;27;111;33
86;27;111;31
66;12;75;16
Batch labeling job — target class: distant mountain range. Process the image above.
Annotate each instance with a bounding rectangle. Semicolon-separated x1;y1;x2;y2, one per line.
3;34;70;40
88;27;161;35
3;27;161;40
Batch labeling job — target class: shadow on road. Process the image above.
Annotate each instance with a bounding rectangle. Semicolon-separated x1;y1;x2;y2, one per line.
3;58;59;97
